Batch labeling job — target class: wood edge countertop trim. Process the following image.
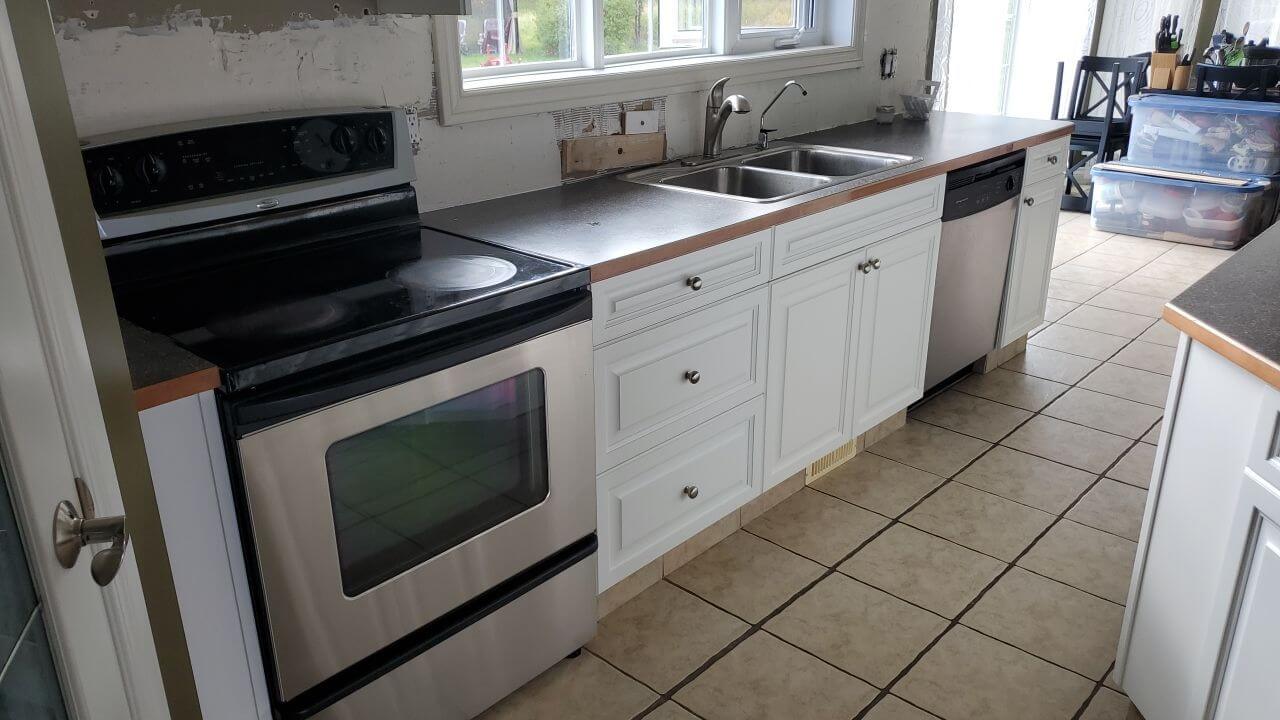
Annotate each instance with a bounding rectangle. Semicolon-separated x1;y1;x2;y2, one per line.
588;125;1073;281
134;367;222;413
1164;303;1280;392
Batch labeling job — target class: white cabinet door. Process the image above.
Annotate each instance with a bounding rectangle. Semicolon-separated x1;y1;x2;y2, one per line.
1206;396;1280;719
998;175;1061;346
1211;503;1280;720
763;249;865;488
852;221;941;435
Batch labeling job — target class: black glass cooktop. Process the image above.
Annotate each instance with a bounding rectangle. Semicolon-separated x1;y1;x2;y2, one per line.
111;221;584;390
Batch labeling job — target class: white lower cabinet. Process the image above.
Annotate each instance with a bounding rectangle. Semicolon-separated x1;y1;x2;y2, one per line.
998;175;1061;346
592;163;1056;591
1118;339;1280;720
852;221;941;434
762;249;865;488
597;396;765;589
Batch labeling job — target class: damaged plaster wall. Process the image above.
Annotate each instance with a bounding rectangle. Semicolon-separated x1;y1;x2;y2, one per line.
51;1;931;212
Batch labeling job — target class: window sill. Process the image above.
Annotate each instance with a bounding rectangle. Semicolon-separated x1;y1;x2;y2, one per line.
435;40;864;126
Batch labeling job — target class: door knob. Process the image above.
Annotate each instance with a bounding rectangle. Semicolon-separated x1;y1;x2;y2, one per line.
1024;197;1035;206
687;276;703;291
1047;154;1059;164
685;370;701;384
54;477;128;587
683;485;700;499
858;261;873;274
871;258;882;269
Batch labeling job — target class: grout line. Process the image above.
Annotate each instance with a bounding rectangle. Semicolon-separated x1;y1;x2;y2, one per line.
1071;660;1117;719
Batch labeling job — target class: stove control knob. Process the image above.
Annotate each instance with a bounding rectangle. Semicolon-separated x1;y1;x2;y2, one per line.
366;125;390;155
331;125;358;156
136;152;167;187
94;164;125;197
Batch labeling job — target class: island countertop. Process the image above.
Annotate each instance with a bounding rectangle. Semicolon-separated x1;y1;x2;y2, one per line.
419;111;1073;281
1165;222;1280;391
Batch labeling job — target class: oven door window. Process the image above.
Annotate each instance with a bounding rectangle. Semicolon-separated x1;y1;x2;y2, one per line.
325;369;549;596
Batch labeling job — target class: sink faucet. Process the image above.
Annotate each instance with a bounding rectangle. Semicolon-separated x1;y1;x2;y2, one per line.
701;77;752;159
758;80;808;149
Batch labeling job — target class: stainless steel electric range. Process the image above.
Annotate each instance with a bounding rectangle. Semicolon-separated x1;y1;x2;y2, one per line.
84;108;597;719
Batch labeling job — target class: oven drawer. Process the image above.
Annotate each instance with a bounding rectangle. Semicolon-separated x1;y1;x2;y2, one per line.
592;229;772;345
311;546;596;720
595;286;768;471
1024;136;1069;186
598;396;764;590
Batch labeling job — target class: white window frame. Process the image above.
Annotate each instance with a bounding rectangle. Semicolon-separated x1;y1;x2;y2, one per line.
433;0;864;125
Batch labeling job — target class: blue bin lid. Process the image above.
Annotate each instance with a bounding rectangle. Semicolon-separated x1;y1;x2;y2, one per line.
1130;93;1280;116
1090;162;1269;193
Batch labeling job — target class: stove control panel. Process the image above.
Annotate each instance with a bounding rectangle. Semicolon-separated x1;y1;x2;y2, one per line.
82;111;398;218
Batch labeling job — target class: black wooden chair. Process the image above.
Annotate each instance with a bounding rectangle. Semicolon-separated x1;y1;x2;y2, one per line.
1194;63;1280;100
1052;56;1150;212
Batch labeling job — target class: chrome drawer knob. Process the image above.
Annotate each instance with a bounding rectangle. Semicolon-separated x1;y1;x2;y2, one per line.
1047;154;1059;164
871;258;882;269
1024;197;1035;206
687;276;703;291
859;261;873;274
685;370;701;384
683;485;700;499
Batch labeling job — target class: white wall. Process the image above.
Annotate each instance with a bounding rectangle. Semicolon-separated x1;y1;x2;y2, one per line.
53;2;932;212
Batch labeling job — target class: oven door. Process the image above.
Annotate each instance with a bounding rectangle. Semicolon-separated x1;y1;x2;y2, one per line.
236;320;594;701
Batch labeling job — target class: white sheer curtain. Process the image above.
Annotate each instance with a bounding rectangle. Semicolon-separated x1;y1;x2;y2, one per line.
933;0;1098;118
1095;0;1204;57
1217;0;1280;42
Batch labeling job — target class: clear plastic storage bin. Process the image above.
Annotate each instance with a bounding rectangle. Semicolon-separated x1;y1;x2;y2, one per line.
1090;162;1271;248
1128;94;1280;175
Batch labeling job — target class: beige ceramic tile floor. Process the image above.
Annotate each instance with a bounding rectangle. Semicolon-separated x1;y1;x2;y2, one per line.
480;213;1232;720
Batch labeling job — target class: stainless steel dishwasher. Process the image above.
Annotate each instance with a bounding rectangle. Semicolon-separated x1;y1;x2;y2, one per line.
924;151;1025;390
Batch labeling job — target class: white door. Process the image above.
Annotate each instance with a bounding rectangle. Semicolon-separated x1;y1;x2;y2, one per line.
762;249;865;489
999;176;1061;346
852;222;942;435
0;2;164;716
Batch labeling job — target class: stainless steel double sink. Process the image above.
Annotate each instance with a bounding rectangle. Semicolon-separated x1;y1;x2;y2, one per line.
620;144;923;203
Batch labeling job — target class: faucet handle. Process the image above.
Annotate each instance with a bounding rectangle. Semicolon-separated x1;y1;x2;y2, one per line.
709;76;731;106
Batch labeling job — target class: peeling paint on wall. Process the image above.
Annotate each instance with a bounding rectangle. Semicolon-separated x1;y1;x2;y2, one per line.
47;0;361;33
55;13;435;134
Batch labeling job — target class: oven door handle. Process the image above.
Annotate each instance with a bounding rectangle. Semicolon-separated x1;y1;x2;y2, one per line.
228;288;590;435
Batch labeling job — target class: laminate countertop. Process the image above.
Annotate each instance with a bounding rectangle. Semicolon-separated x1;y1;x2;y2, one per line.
1164;223;1280;391
126;111;1072;409
121;320;221;412
420;111;1073;280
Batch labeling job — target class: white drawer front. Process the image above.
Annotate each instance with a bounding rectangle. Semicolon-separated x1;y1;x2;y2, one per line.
598;396;764;590
772;175;945;278
596;286;768;471
1025;137;1069;186
593;229;772;345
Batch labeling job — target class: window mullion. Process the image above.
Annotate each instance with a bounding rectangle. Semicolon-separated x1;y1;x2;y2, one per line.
585;0;605;69
720;0;739;54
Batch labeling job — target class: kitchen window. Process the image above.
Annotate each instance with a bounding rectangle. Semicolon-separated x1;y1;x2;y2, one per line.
434;0;861;124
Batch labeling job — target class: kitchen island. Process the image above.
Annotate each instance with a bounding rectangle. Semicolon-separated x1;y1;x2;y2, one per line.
1115;221;1280;719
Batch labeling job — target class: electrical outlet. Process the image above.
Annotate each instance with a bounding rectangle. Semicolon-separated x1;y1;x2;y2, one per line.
403;107;422;155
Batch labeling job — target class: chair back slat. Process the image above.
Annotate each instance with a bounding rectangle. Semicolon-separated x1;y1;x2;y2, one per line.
1063;55;1148;125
